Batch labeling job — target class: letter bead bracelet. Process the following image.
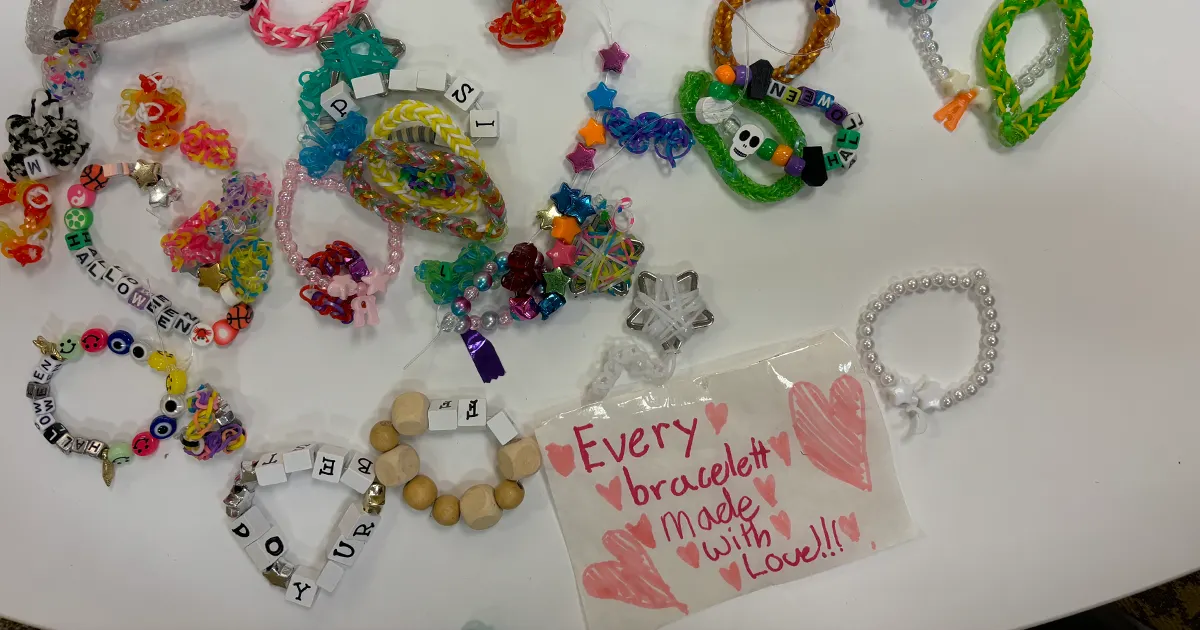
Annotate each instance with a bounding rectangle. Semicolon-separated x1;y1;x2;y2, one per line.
29;329;246;487
856;268;1000;435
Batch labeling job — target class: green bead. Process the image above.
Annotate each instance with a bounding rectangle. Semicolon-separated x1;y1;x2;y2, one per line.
63;207;93;231
65;230;93;251
708;81;734;101
823;152;844;171
835;129;861;151
756;138;779;161
107;442;133;466
58;334;83;361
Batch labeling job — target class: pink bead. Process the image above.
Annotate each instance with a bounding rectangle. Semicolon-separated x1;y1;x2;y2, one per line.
469;315;481;330
498;311;513;326
66;184;96;208
452;297;472;316
463;286;479;300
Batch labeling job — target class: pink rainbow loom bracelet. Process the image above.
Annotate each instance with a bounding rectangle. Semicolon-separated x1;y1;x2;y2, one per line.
249;0;369;48
275;159;404;327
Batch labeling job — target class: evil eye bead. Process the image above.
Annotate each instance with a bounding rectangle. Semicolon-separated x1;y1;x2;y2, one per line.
160;394;185;418
107;330;134;355
149;415;178;440
129;341;150;362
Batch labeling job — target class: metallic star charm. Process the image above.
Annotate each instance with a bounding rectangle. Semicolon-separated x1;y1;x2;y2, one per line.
363;481;386;515
128;159;162;188
543;268;570;296
147;176;182;211
317;13;406;96
626;270;715;351
197;263;230;293
535;200;562;231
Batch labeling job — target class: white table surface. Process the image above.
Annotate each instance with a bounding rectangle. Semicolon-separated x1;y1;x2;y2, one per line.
2;0;1197;629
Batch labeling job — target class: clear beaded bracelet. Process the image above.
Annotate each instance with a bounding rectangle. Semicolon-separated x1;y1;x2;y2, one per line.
855;268;999;435
26;0;249;56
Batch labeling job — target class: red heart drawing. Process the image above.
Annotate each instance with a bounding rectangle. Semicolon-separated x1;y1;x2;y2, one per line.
705;402;728;435
545;443;576;478
596;476;623;511
582;529;689;614
838;512;861;543
753;475;776;507
676;542;700;569
625;514;656;549
788;374;873;492
768;431;792;466
769;511;791;540
718;561;742;592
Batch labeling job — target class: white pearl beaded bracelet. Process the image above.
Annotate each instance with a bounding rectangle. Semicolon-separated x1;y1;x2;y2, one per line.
856;268;999;434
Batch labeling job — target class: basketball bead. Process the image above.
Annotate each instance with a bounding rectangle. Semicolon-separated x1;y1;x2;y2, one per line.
225;303;253;330
79;164;108;191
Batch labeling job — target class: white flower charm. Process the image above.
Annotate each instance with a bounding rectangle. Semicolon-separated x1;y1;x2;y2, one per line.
888;375;945;435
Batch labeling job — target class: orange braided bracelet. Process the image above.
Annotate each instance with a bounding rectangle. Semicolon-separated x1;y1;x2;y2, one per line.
711;0;839;83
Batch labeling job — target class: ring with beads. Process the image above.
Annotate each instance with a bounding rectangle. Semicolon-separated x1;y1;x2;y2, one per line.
27;329;245;488
67;160;272;350
377;392;541;531
855;268;999;435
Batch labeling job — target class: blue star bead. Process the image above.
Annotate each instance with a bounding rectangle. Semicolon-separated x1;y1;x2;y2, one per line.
564;194;595;224
587;82;618;111
551;183;580;214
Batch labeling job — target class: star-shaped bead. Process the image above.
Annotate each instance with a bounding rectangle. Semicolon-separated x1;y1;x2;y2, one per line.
587;82;618;111
566;142;596;173
359;269;389;296
129;159;161;188
545;242;579;270
147;176;182;210
197;263;230;293
563;192;595;224
543;268;571;297
599;42;630;74
578;118;607;147
535;201;563;231
551;216;581;242
550;183;580;214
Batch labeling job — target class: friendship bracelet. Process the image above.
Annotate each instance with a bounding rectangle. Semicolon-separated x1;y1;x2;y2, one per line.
369;100;484;215
711;0;838;83
344;139;507;242
487;0;565;50
29;329;245;487
0;179;53;267
248;0;368;48
679;70;806;203
275;159;403;327
26;0;247;55
981;0;1092;147
223;445;386;608
377;392;541;531
67;161;271;349
855;268;999;435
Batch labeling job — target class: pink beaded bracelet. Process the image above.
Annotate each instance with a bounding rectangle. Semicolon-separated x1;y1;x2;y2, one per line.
249;0;368;48
275;159;403;328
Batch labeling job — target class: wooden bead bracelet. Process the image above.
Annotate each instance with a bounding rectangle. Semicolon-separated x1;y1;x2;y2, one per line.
29;328;245;487
67;160;271;349
711;0;839;83
369;391;542;531
224;445;386;608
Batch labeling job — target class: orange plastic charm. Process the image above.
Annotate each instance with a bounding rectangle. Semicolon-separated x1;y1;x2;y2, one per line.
933;88;981;133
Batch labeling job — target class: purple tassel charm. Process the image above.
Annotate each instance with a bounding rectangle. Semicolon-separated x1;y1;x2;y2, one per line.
462;330;506;382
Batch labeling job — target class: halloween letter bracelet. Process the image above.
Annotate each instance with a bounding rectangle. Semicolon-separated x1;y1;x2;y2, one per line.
29;330;246;488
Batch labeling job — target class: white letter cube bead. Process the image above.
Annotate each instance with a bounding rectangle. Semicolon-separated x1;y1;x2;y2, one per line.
146;293;172;317
32;397;55;415
32;356;63;383
487;410;520;445
246;526;288;570
34;414;54;431
316;560;344;593
114;275;140;298
155;307;181;332
327;535;364;567
350;72;386;99
101;264;125;286
285;567;319;608
282;444;314;473
312;445;347;483
767;80;788;100
388;68;418;92
469;109;499;139
229;504;271;548
336;503;380;541
428;399;458;431
320;82;360;122
340;452;376;494
73;246;97;268
23;154;55;180
254;452;289;486
85;258;107;282
444;76;483;111
458;398;487;428
843;113;864;131
416;69;447;92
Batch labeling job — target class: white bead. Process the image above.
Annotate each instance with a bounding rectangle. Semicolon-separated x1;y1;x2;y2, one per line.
982;348;998;361
695;96;735;125
22;154;56;180
945;274;959;289
975;283;990;296
311;445;348;483
340;452;376;494
912;12;932;28
416;69;448;91
982;294;996;307
985;320;1000;334
220;283;240;306
458;398;487;428
327;535;364;567
983;334;999;347
350;72;386;99
245;526;288;571
870;364;884;376
254;452;288;486
859;324;874;337
387;68;418;92
427;399;459;431
883;292;896;304
919;276;932;291
953;389;966;402
487;410;521;445
229;505;271;548
983;307;997;321
974;373;988;387
320;81;360;122
940;396;954;409
444;75;483;111
863;352;878;364
861;310;877;323
932;273;945;286
859;338;874;351
316;561;345;593
978;361;995;374
959;276;974;290
881;373;895;386
281;444;314;473
871;300;886;312
468;109;499;139
284;567;319;608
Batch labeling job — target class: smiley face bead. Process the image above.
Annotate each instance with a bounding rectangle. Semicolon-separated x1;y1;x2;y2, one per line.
58;334;83;361
106;442;134;465
131;431;159;457
80;328;108;353
147;350;177;372
165;369;187;395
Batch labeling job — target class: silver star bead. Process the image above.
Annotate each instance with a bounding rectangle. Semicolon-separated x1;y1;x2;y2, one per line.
626;270;715;352
147;176;182;211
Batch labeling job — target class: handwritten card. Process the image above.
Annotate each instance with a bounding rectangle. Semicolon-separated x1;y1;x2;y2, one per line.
536;332;917;630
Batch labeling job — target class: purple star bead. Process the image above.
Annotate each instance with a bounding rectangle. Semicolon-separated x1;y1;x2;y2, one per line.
566;142;596;173
599;42;630;73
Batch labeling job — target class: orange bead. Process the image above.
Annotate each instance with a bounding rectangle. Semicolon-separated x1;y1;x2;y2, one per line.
715;65;736;85
770;145;794;167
